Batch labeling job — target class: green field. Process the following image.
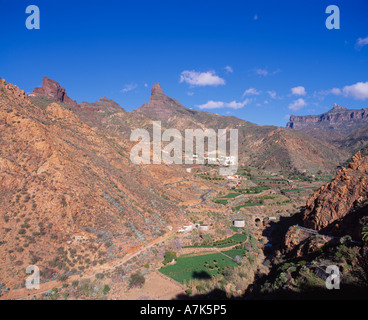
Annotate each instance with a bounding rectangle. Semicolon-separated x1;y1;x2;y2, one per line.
211;233;247;248
280;188;302;193
222;249;246;259
214;192;240;204
214;198;228;204
233;186;270;194
184;233;248;249
159;250;244;284
220;193;241;199
230;226;247;232
214;186;270;204
234;202;263;211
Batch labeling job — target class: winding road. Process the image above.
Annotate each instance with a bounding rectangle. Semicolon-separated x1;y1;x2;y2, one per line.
189;189;214;207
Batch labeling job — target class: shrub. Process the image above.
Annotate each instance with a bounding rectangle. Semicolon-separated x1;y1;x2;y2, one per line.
128;271;145;288
196;284;206;293
59;274;69;282
103;285;110;295
163;250;177;265
96;273;104;280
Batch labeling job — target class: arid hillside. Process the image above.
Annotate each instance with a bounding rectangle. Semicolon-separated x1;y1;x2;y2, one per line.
0;76;355;291
0;78;186;288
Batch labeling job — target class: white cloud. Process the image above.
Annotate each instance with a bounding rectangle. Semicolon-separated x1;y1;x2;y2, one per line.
341;81;368;100
254;14;258;20
196;101;225;109
255;68;269;76
243;88;261;96
186;91;194;96
121;83;138;93
224;66;233;73
267;90;277;99
196;99;250;110
315;88;340;98
226;99;251;109
289;98;307;111
330;88;342;95
180;70;225;87
291;86;306;96
327;82;368;100
356;37;368;48
254;68;281;77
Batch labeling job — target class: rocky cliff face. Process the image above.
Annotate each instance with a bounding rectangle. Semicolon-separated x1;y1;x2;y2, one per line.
286;104;368;137
30;76;78;107
302;151;368;238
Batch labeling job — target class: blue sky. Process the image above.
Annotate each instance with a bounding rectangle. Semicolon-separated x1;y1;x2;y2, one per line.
1;0;368;126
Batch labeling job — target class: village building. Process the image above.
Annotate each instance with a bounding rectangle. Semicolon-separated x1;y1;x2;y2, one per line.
233;219;245;227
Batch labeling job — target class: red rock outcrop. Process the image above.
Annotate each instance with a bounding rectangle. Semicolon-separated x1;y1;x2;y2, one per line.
30;76;78;107
302;151;368;236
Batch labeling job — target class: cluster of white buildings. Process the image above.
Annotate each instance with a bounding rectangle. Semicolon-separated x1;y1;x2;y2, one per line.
188;154;237;167
178;223;209;233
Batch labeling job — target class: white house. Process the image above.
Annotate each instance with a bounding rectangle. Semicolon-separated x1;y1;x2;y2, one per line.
233;219;245;227
178;224;194;233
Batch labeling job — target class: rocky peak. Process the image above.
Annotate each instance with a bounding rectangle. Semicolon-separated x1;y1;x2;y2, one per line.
134;83;188;122
329;103;348;113
151;83;163;97
30;76;78;107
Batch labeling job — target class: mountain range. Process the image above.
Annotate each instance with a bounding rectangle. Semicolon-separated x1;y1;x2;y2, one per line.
31;77;349;172
1;75;367;289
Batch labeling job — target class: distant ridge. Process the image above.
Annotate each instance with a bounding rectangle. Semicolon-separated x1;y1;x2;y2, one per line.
286;103;368;136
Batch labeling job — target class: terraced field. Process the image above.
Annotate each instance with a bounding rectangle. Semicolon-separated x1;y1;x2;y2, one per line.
159;249;245;284
183;233;248;248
